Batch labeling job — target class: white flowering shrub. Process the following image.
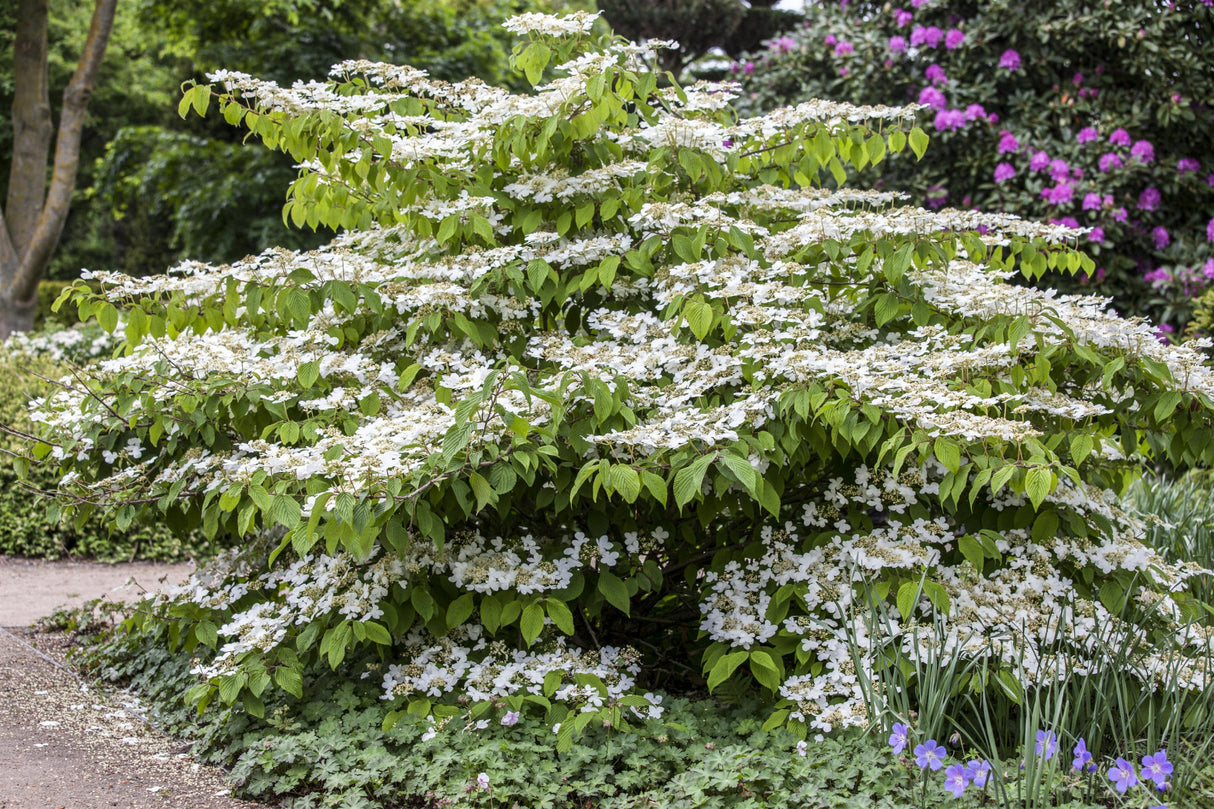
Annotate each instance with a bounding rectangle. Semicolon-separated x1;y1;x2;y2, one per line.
33;12;1214;744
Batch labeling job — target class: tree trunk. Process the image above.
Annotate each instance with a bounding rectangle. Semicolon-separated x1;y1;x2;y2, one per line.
0;0;117;340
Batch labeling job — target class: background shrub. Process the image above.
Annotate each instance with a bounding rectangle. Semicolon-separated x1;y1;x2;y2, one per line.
731;0;1214;333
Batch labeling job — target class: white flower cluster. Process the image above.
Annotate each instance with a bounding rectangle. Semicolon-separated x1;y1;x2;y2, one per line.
2;323;118;364
696;463;1212;734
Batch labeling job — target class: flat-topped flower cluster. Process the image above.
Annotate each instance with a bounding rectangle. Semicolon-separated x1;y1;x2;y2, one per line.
29;12;1214;743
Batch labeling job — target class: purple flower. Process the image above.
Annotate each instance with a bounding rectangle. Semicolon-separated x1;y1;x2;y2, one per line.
999;49;1021;70
476;772;490;790
1054;216;1079;228
1112;207;1128;222
1082;192;1103;211
914;740;946;771
964;103;986;121
1099;153;1123;172
1178;157;1200;174
1142;751;1174;787
1045;183;1074;205
1109;128;1132;146
926;185;948;209
772;36;797;54
925;64;947;84
934;109;967;131
994;162;1016;183
1049;158;1070;180
944;763;969;796
965;759;991;787
1204;258;1214;279
1072;739;1095;772
1110;758;1138;793
1035;730;1058;761
838;66;848;77
1132;140;1155;163
1208;217;1214;241
910;25;928;46
823;34;837;47
889;722;909;753
743;61;754;75
1089;226;1105;243
1208;172;1214;187
1072;72;1084;86
1077;126;1099;143
893;7;912;27
889;35;908;54
1139;187;1161;211
922;25;943;47
997;132;1020;154
918;86;947;109
1145;267;1171;284
1152;226;1170;249
834;40;854;55
501;710;520;726
945;29;965;50
1030;150;1051;171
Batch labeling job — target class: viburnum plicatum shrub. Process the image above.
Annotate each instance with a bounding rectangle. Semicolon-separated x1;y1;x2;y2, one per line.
732;0;1214;334
30;11;1214;744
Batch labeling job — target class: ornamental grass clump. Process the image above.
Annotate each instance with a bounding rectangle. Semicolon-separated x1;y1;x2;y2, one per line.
24;11;1214;747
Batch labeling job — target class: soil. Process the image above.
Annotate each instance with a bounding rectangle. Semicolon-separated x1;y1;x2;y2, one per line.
0;556;272;809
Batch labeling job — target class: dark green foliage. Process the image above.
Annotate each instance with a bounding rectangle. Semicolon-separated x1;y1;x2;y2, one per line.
597;0;748;75
77;613;931;809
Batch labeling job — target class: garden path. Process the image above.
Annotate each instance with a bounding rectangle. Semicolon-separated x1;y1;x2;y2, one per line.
0;556;269;809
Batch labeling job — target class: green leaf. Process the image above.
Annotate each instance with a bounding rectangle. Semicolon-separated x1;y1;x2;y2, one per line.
933;436;961;474
958;535;985;573
520;602;545;645
1070;434;1093;466
609;464;642;503
545;598;575;635
597;570;630;616
908;126;929;160
1024;466;1054;510
706;651;748;691
673;453;715;509
273;665;303;698
469;471;493;512
748;649;782;692
446;593;476;629
362;621;393;646
896;580;920;621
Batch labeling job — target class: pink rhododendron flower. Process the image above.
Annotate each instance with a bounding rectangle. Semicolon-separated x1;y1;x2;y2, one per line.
999;50;1021;70
1152;226;1170;249
834;40;854;55
926;185;948;208
994;163;1016;183
1131;140;1155;163
1099;153;1123;171
934;109;966;131
1112;207;1128;222
945;29;965;49
964;103;986;121
997;132;1020;153
1208;217;1214;241
889;35;907;53
1178;158;1200;174
1109;128;1131;146
1154;323;1174;344
1082;193;1102;211
1089;226;1105;243
1138;187;1161;211
893;7;912;26
1077;127;1099;144
1144;268;1171;284
1029;151;1051;171
1204;258;1214;279
1049;158;1070;180
925;64;946;84
1072;72;1084;86
918;86;947;109
1044;184;1074;205
824;34;837;47
743;61;755;75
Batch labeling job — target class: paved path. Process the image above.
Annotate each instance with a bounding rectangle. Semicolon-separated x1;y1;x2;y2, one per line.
0;556;269;809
